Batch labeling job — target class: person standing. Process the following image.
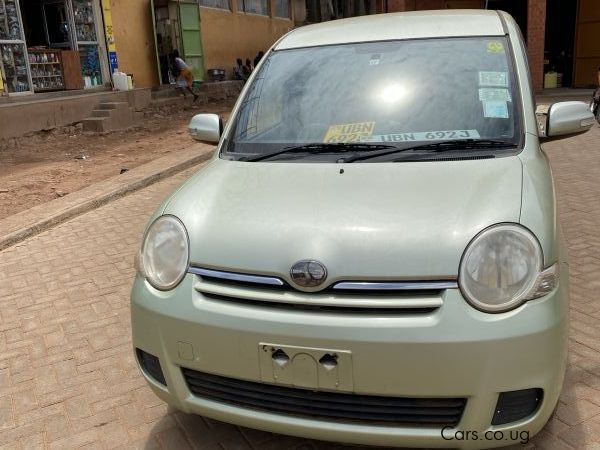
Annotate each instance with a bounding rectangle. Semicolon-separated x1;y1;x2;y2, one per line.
593;66;600;120
243;58;253;79
233;58;246;81
172;49;199;101
253;51;265;68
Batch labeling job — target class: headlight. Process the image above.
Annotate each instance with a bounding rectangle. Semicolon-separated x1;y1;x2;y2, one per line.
459;224;558;313
139;215;189;291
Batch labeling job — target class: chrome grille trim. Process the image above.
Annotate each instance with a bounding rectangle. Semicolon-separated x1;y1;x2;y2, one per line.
333;281;458;291
190;267;457;310
188;266;284;286
188;266;457;292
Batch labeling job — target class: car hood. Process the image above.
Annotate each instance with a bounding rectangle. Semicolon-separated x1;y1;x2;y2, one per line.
164;157;523;282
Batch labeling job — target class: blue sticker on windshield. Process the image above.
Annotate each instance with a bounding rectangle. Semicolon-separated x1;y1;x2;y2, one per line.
483;101;509;119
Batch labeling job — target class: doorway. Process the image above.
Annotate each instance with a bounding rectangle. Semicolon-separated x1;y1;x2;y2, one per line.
485;0;528;40
573;0;600;88
151;0;204;86
545;0;577;87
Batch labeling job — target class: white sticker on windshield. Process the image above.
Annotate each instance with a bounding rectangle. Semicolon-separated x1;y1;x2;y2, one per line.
369;54;381;66
483;100;509;119
479;71;508;87
479;88;511;102
362;130;481;142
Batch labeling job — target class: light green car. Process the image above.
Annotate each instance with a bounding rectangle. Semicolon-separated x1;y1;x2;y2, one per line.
131;10;594;449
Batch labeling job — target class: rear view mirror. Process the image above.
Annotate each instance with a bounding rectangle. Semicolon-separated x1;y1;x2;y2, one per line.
545;101;595;138
188;114;222;143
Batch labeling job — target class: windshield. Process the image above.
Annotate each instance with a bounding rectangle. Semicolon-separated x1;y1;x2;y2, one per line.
223;37;522;162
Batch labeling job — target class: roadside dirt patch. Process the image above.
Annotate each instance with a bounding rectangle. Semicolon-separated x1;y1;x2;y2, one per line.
0;99;233;218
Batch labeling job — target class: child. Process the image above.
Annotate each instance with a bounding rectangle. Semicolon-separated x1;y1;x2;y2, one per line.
233;58;246;81
243;58;253;79
173;49;199;101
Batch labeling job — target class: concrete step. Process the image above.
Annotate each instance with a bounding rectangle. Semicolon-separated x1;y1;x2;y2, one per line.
91;109;111;118
83;101;139;132
110;106;135;127
81;117;113;132
97;101;129;110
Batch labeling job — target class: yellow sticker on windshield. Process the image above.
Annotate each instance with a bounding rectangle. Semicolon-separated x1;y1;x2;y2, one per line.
487;41;505;54
323;122;375;143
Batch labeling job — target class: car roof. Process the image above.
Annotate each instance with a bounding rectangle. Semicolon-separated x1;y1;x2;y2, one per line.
276;10;506;50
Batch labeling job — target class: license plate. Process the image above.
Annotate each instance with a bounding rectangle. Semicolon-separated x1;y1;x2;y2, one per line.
258;343;353;392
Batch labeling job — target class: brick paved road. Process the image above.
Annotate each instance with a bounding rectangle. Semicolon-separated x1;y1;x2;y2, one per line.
0;125;599;449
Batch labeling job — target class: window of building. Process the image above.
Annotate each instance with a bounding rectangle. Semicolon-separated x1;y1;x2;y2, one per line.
199;0;231;10
242;0;269;15
274;0;291;18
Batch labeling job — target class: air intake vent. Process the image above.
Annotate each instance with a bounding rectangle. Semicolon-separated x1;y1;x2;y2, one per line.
492;389;543;425
182;368;466;427
136;349;167;386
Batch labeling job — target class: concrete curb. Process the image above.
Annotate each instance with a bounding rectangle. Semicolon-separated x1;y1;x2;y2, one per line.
0;144;214;251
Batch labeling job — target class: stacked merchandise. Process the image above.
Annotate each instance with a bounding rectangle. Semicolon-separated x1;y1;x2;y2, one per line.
29;50;64;91
79;45;101;87
0;0;20;40
72;0;97;42
0;0;29;93
72;0;102;87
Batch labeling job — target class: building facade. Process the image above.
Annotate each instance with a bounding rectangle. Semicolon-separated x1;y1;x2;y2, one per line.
381;0;599;90
197;0;296;80
1;0;597;97
0;0;298;95
0;0;112;95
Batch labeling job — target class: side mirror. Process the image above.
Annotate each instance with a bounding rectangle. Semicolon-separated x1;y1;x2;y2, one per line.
188;113;222;143
545;101;595;138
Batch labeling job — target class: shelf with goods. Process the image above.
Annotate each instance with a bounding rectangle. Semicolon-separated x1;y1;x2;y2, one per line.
0;0;21;41
0;43;29;93
72;0;103;87
0;0;31;93
72;0;97;43
78;44;102;87
28;49;64;92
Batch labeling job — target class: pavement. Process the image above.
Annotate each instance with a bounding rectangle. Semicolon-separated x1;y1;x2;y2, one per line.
0;123;600;449
0;145;214;252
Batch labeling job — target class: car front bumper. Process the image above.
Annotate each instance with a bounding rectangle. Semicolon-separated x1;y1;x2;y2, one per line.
130;265;568;449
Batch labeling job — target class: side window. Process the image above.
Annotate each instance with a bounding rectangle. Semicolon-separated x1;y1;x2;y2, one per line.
199;0;231;10
242;0;269;15
274;0;291;19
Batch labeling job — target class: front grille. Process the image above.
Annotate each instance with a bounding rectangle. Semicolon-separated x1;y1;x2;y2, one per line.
190;267;454;312
182;369;466;427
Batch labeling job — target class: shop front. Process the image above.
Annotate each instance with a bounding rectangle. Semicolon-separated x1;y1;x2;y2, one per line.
0;0;109;95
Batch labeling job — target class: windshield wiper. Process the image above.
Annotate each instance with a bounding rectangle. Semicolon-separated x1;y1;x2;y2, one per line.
240;142;397;162
341;139;517;163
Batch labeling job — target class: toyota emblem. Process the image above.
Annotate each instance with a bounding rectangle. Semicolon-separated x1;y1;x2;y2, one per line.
290;260;328;288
